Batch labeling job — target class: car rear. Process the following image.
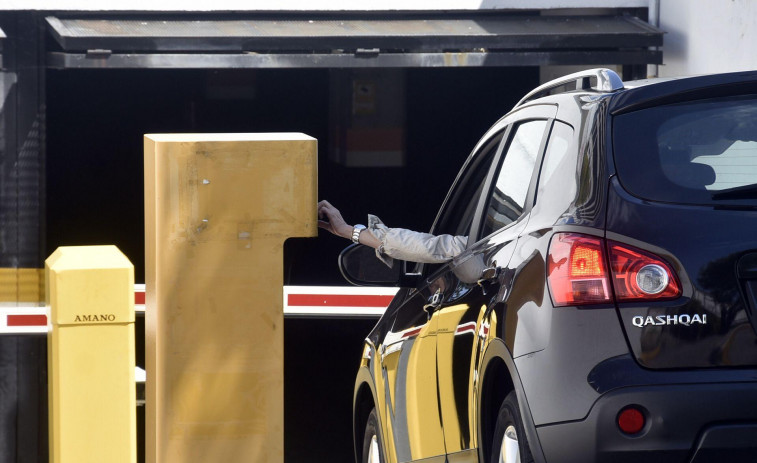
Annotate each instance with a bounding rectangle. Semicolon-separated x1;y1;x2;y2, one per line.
598;72;757;461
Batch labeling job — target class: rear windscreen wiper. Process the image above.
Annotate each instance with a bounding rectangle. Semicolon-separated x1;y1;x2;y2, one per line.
711;183;757;200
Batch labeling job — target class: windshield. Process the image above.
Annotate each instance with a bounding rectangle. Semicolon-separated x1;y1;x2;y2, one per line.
613;95;757;206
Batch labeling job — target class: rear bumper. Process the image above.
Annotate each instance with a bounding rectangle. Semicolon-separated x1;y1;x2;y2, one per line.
536;381;757;463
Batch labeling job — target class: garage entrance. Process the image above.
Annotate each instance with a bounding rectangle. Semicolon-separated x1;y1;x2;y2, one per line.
44;12;662;286
3;10;663;463
46;62;541;463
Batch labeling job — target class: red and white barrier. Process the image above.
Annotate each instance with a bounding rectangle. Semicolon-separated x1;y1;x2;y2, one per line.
135;283;145;313
1;285;396;334
0;305;48;334
284;286;398;317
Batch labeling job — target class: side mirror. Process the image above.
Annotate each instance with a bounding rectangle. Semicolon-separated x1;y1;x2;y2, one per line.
338;244;420;287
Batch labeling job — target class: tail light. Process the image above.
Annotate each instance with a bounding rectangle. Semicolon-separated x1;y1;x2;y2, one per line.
547;233;681;307
608;242;681;301
547;234;611;307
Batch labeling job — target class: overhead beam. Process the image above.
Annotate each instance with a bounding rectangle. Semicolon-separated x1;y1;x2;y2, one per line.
46;16;663;53
47;50;662;69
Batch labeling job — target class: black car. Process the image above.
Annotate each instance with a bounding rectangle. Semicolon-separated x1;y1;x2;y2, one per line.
340;68;757;463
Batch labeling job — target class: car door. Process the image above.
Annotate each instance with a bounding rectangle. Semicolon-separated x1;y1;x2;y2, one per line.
378;288;444;463
375;127;507;463
429;110;556;462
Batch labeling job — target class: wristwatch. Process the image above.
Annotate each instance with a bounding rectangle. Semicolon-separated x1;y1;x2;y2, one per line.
352;224;366;243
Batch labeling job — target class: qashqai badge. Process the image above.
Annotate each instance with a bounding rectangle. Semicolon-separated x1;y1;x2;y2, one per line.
632;314;707;328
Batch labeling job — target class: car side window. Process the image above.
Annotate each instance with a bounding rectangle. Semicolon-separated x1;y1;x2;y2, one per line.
421;131;504;278
433;131;504;238
534;121;575;206
480;120;548;237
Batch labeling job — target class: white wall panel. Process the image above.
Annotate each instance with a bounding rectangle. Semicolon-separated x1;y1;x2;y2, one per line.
660;0;757;76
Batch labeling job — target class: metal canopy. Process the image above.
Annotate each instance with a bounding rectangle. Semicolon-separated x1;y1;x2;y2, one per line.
46;15;663;69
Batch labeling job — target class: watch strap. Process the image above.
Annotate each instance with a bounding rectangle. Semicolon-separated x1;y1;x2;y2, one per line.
352;224;366;243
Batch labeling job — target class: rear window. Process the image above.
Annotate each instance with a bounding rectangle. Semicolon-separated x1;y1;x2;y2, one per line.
613;95;757;205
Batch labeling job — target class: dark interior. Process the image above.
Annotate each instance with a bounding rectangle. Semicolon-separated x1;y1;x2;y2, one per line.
45;66;538;284
45;65;538;462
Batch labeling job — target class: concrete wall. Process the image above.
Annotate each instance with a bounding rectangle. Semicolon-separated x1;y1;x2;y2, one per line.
659;0;757;77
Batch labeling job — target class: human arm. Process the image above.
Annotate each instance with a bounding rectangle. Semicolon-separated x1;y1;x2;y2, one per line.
317;200;467;266
367;214;467;264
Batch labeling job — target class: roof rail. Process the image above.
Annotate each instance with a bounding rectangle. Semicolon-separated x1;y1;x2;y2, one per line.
514;68;624;109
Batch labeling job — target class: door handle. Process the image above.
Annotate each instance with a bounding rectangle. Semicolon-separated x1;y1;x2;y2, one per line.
423;288;443;312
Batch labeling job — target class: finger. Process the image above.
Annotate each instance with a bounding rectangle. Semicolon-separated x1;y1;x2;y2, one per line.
318;209;332;222
318;206;335;220
321;207;339;221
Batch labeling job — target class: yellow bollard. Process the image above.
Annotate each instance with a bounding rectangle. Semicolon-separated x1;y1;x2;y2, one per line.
46;245;136;463
144;133;317;462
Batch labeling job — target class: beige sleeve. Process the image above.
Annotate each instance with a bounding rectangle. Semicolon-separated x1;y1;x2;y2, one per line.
366;214;468;267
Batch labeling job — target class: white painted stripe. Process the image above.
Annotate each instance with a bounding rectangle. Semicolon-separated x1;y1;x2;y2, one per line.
283;306;386;317
284;286;399;296
0;303;45;308
0;325;48;334
135;366;146;383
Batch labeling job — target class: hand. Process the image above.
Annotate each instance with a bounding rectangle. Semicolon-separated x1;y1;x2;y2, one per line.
317;200;352;239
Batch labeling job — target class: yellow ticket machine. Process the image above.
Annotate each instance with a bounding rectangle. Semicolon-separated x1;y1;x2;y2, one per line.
144;133;317;462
